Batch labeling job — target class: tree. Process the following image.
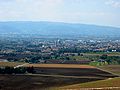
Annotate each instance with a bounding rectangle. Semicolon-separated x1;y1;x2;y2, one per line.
4;67;14;74
14;67;26;74
66;57;70;60
27;66;35;73
106;59;112;65
100;54;108;59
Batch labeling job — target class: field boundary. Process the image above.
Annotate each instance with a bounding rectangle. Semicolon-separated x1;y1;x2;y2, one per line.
96;67;120;77
62;87;120;90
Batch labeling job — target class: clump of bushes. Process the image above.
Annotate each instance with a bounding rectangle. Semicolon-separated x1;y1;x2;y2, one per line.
0;66;35;74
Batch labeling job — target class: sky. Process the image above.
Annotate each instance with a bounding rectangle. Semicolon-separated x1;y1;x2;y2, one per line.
0;0;120;27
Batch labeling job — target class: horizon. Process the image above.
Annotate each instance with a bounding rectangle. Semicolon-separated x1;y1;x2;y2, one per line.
0;20;120;28
0;0;120;27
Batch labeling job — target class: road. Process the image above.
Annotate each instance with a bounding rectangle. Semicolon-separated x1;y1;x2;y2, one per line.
14;63;28;69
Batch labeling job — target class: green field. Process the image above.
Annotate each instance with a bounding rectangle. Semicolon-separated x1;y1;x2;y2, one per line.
69;52;120;61
69;55;89;60
84;52;120;56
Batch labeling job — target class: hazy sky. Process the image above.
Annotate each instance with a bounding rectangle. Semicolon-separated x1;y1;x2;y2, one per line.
0;0;120;27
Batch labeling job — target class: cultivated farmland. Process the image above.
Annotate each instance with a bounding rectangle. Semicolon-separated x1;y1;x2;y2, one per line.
60;77;120;90
0;63;118;90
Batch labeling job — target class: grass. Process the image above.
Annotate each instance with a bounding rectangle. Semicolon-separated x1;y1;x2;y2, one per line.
0;62;119;90
69;56;89;60
89;61;100;66
59;77;120;90
98;65;120;76
58;64;120;90
83;52;120;56
89;61;108;66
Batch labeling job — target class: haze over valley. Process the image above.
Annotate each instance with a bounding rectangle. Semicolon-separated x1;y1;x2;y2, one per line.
0;0;120;90
0;22;120;37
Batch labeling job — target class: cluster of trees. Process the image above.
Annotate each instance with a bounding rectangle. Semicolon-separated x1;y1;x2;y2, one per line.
59;48;92;53
100;54;120;64
25;53;71;63
0;66;35;74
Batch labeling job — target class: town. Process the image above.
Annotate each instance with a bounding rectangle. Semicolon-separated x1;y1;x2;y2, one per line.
0;34;120;65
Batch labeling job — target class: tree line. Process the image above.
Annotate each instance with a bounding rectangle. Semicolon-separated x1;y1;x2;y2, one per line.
100;54;120;64
0;66;35;74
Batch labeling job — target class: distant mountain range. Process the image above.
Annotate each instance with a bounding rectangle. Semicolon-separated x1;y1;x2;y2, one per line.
0;21;120;37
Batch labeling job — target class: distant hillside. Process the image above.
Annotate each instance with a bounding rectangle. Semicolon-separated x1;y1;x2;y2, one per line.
0;21;120;36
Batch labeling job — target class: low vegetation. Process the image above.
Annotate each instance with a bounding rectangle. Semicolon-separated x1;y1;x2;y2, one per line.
57;64;120;90
0;63;118;90
0;66;35;74
59;77;120;90
98;65;120;76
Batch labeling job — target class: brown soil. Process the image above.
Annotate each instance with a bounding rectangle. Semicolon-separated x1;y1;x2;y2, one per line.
0;65;118;90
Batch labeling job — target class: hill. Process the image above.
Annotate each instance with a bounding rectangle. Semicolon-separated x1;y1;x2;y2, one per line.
0;21;120;37
59;77;120;90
